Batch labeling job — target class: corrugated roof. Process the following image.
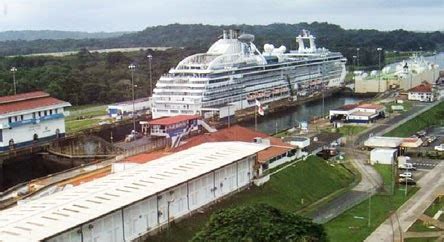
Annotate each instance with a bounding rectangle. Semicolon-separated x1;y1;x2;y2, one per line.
0;142;268;241
0;96;70;115
408;82;432;93
174;125;294;163
0;91;49;104
148;115;201;126
357;103;385;110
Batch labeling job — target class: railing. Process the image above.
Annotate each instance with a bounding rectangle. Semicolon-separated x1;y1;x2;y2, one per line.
6;113;64;128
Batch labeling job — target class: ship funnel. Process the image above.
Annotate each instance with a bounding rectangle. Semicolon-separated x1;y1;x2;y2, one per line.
238;34;255;43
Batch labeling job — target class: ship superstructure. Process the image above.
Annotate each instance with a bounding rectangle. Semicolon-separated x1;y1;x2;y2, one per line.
152;29;346;119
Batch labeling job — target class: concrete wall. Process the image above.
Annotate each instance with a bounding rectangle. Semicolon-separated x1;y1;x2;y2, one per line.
400;69;439;91
0;118;65;150
46;155;255;242
355;78;390;93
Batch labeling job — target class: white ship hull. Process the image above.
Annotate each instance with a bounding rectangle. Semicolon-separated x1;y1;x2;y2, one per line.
152;29;347;119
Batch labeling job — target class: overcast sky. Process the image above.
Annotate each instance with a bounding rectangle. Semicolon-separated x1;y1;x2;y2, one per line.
0;0;442;32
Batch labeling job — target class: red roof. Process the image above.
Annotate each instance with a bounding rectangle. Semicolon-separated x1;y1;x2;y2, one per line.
408;83;432;93
357;103;385;110
0;91;70;115
148;115;200;126
336;104;358;111
121;150;172;164
0;91;49;104
174;125;294;163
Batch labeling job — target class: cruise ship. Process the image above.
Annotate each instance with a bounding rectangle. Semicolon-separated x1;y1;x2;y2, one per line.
152;29;347;119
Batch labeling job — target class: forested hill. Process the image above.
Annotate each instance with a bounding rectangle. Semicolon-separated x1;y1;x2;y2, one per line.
1;22;443;57
0;30;129;41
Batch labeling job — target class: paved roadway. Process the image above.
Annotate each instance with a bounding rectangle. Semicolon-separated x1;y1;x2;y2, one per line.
311;101;438;224
354;102;433;146
365;161;444;242
311;149;383;223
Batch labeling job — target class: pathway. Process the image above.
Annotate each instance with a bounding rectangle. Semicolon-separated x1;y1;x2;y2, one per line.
365;162;444;242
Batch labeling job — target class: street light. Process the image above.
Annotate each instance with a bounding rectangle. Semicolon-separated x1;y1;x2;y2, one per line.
356;48;360;69
321;54;326;118
128;63;136;132
10;67;17;95
147;54;153;97
377;48;383;93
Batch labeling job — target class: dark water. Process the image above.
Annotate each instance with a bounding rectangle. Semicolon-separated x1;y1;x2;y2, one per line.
0;154;74;192
246;94;367;134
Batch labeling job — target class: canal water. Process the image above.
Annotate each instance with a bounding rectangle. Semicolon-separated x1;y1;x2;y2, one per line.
245;94;367;134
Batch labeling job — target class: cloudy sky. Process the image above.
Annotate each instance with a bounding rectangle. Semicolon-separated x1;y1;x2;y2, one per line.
0;0;442;32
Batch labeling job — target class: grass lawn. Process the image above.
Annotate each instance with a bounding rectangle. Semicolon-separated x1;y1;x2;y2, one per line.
385;101;444;137
374;164;395;194
338;125;368;137
147;156;356;242
325;163;418;242
408;219;440;232
405;238;438;242
66;118;102;133
424;197;444;218
66;104;108;121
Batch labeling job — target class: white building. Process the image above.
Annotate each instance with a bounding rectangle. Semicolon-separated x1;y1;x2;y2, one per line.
329;103;386;124
107;97;151;118
407;82;435;102
0;91;71;152
0;141;268;242
370;148;398;165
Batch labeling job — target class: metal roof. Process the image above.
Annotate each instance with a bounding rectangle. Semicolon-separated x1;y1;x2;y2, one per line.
0;141;268;242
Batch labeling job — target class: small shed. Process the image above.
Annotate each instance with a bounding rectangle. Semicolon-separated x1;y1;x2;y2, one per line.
370;148;398;165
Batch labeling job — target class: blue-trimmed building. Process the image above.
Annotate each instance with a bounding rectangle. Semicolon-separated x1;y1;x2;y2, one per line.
0;91;71;152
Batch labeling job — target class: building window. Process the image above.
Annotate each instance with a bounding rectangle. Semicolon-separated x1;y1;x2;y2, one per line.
55;109;58;114
14;116;18;122
32;112;36;119
38;111;42;117
44;110;48;116
20;115;24;120
0;129;2;142
8;117;12;123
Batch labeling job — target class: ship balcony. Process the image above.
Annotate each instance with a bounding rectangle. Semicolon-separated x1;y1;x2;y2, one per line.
4;113;65;129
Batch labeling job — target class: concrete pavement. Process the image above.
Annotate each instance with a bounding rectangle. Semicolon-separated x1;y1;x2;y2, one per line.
311;149;383;223
365;161;444;242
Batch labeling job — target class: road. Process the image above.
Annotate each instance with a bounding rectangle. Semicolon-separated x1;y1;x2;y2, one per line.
365;161;444;242
311;148;383;223
354;102;435;145
311;101;437;223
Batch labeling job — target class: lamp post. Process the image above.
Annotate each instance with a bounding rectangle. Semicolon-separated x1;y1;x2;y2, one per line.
377;48;383;93
147;54;153;96
128;64;136;132
356;48;360;69
321;54;326;118
10;67;17;95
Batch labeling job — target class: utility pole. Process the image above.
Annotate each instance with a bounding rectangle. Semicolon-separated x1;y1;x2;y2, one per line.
128;64;136;132
356;48;360;69
147;54;153;96
377;48;383;93
321;54;326;118
368;190;372;227
10;67;17;95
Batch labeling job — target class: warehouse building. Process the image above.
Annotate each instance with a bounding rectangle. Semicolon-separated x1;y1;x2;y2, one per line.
0;91;71;152
407;82;435;102
0;141;268;242
329;103;386;124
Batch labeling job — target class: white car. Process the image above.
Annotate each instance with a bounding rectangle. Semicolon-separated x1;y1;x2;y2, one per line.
435;144;444;151
399;172;412;178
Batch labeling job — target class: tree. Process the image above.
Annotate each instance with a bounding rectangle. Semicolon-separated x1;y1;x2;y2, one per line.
192;204;327;242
